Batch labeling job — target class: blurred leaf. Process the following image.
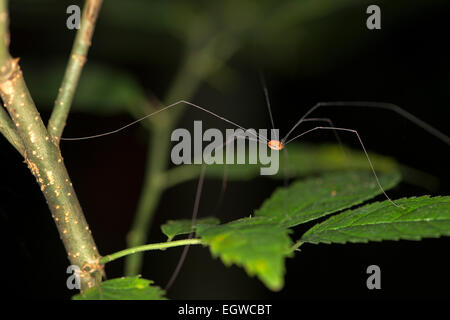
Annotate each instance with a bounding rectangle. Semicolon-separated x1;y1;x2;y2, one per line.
278;144;398;177
196;218;292;291
161;217;220;241
14;0;442;73
301;196;450;244
254;170;401;228
100;0;203;40
24;61;147;116
72;276;166;300
164;143;399;187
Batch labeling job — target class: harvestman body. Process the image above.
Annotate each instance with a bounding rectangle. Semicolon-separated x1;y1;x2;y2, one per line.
61;93;450;291
62;98;450;207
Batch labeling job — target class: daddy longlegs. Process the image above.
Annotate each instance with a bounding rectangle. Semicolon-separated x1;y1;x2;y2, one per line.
61;85;450;292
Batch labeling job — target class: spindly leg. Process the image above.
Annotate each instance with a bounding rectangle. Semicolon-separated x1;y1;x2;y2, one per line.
285;125;400;208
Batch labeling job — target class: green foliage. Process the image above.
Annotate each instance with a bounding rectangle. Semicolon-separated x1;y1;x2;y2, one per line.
277;144;398;177
301;196;450;244
196;218;293;291
161;217;220;241
254;170;400;227
85;0;439;72
168;170;404;291
24;62;147;116
164;143;400;187
159;169;450;292
8;0;448;301
72;276;166;300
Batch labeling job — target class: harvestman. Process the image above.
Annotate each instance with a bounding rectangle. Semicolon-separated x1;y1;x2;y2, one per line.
62;93;450;291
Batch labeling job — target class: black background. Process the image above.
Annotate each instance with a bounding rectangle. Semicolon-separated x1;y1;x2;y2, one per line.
0;0;449;299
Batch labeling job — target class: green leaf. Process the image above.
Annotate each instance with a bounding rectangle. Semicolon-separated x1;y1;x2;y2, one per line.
161;217;220;241
72;276;167;300
196;217;293;291
301;196;450;244
24;61;147;116
254;170;401;228
171;170;400;291
165;143;399;187
277;144;398;178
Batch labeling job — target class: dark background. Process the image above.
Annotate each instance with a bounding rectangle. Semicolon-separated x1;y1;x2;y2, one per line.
0;0;449;299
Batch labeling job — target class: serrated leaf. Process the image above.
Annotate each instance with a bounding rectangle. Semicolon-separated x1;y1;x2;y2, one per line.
301;196;450;244
254;170;401;228
72;276;167;300
196;217;293;291
161;217;220;241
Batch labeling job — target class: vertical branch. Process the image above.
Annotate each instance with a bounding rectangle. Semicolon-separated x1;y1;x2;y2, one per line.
125;124;170;275
125;33;240;275
0;102;25;155
48;0;103;144
0;0;9;62
124;52;206;276
0;0;102;292
0;0;24;155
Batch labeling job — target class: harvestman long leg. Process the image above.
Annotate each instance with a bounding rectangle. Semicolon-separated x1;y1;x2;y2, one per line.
166;120;411;290
61;99;351;290
205;117;344;218
166;121;346;290
280;101;449;208
61;100;267;143
280;118;345;222
282;101;450;145
165;165;207;291
165;134;266;291
284;117;348;176
285;125;401;207
300;118;345;154
58;98;449;289
211;134;274;216
215;117;344;204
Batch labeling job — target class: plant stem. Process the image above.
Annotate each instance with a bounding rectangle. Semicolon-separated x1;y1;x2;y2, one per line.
0;0;23;156
123;53;203;275
125;124;170;275
101;239;204;265
0;104;25;155
291;240;303;252
0;0;9;62
0;58;102;292
48;0;103;144
0;0;101;292
124;32;240;276
124;57;207;275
